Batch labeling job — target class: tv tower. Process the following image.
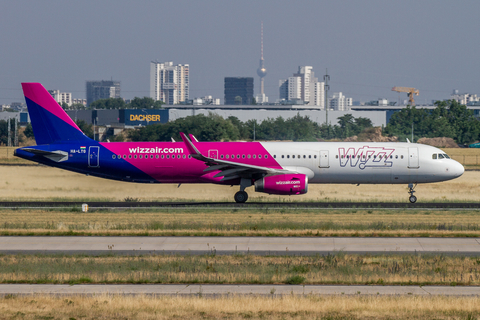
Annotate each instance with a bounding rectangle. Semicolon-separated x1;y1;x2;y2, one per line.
256;22;268;103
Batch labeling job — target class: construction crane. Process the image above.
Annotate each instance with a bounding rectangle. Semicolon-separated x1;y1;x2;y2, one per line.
392;87;419;106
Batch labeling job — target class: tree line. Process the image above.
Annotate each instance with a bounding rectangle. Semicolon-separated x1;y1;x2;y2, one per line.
384;100;480;144
128;113;373;142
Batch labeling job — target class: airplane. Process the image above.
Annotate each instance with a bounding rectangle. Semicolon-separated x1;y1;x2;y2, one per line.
15;83;464;203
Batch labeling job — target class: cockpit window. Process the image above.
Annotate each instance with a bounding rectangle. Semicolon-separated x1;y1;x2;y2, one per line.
438;154;445;159
432;154;437;159
443;153;450;159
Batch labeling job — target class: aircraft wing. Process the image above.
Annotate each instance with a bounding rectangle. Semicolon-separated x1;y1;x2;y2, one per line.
180;133;290;181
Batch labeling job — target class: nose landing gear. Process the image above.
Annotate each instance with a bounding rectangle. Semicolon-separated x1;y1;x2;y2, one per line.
408;183;417;203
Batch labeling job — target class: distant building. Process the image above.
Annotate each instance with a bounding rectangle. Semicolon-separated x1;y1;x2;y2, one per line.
451;90;479;105
150;61;189;105
224;77;254;105
279;66;325;108
72;98;87;107
48;90;72;107
329;92;352;111
86;80;121;107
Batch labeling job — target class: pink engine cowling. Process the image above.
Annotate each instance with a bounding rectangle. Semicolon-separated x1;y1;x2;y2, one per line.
254;174;308;195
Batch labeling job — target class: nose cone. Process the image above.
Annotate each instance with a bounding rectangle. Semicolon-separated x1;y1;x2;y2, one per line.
449;161;464;179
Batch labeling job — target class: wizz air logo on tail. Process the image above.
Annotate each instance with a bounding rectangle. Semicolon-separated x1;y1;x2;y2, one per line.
338;146;395;170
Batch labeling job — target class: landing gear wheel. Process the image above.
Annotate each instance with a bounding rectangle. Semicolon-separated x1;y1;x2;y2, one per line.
407;183;417;204
234;191;248;203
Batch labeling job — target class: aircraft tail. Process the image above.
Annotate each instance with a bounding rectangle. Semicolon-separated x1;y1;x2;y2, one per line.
21;83;92;145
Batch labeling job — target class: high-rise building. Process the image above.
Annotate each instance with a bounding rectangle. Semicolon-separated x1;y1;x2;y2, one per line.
48;90;72;107
86;80;121;107
279;66;324;107
329;92;352;111
150;61;189;105
224;77;254;105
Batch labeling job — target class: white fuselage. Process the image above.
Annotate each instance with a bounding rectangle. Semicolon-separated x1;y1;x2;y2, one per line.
261;142;464;184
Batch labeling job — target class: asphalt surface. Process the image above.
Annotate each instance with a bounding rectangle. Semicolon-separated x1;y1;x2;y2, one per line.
2;236;480;255
1;284;480;296
0;201;479;209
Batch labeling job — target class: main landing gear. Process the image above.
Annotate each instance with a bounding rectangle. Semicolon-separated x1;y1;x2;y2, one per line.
408;183;417;203
234;178;252;203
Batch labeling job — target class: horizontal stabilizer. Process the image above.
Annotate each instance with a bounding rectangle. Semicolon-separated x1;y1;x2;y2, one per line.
22;148;69;162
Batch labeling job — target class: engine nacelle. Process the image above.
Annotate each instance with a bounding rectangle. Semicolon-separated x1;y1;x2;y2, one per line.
254;173;308;195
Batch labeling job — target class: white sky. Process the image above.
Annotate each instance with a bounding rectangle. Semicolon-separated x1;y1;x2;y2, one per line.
1;0;479;105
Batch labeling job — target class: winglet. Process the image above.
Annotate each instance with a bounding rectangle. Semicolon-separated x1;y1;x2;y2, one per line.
179;132;206;160
189;134;199;142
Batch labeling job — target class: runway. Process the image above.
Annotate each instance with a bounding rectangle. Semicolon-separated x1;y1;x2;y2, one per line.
2;236;480;255
0;201;479;209
0;284;480;296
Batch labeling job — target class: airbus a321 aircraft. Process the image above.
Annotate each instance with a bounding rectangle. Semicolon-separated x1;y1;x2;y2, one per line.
15;83;464;203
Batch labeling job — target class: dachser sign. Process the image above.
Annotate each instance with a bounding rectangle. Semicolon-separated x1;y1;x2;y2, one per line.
122;109;169;125
129;114;161;122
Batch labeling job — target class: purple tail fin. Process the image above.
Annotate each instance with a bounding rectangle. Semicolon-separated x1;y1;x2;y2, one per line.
22;83;91;145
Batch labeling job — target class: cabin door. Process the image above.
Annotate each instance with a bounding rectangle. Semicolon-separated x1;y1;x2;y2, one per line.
88;146;100;168
408;147;419;169
319;150;329;168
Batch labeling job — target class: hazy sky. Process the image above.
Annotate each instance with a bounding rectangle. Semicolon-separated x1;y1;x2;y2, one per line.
1;0;479;105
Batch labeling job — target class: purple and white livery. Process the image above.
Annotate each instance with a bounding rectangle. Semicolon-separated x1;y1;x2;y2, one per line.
15;83;464;203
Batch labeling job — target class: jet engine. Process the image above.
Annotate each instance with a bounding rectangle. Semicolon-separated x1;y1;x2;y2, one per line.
254;173;308;195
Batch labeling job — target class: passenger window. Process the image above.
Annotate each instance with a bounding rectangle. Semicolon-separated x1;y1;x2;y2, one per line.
112;155;116;159
123;155;126;159
231;154;235;159
390;155;393;159
395;155;398;159
281;155;284;159
247;155;251;159
134;155;137;159
258;154;262;159
265;155;268;159
401;155;404;159
150;155;154;159
140;155;143;159
182;155;186;159
293;155;295;159
273;155;276;158
226;155;229;159
287;155;290;158
237;155;240;159
242;155;245;159
128;155;132;159
297;155;300;158
161;155;164;159
336;155;338;159
167;155;170;159
309;155;311;159
155;155;159;159
221;155;224;159
303;155;306;159
314;155;317;159
188;155;192;159
432;154;437;159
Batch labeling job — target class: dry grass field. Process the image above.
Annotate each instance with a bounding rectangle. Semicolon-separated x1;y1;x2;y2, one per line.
1;295;479;319
0;164;479;203
2;208;480;237
1;253;479;286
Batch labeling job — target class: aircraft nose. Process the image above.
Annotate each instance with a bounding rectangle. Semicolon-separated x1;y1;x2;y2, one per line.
449;161;464;178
